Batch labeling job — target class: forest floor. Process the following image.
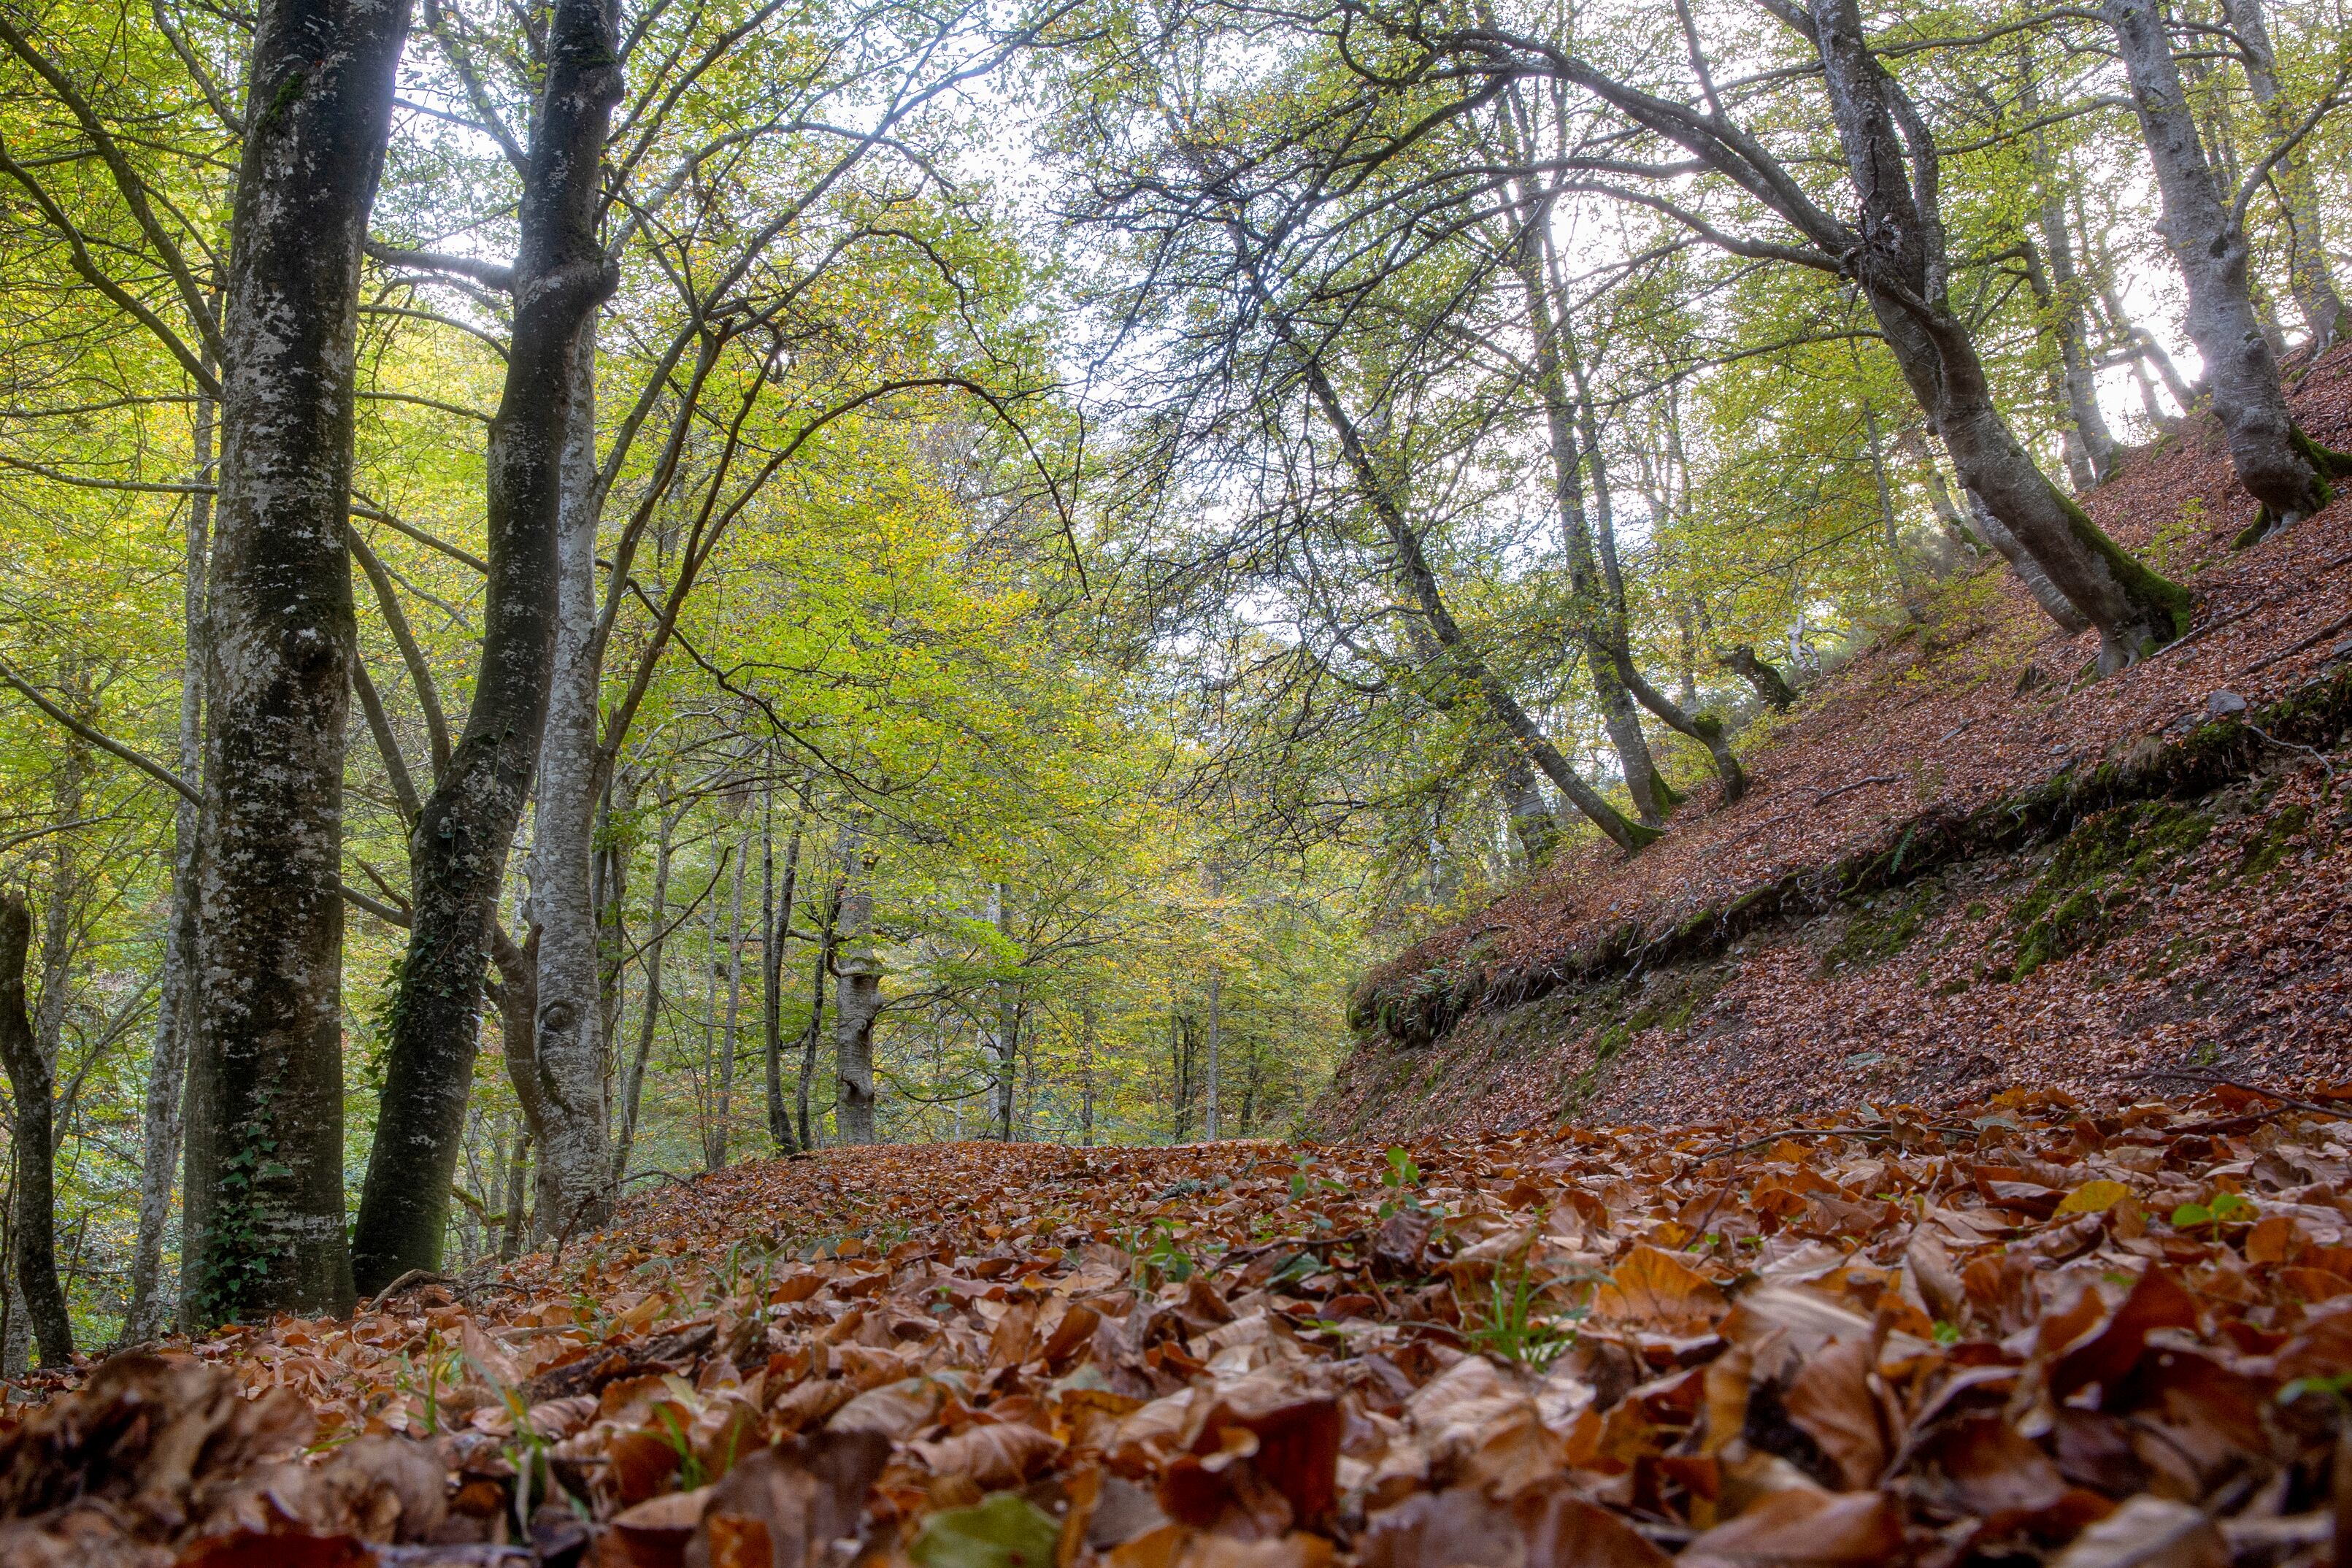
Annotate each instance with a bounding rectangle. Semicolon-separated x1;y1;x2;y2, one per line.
8;368;2352;1568
4;1089;2352;1567
1323;345;2352;1141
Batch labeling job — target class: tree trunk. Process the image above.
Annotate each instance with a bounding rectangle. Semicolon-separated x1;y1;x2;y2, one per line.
764;812;800;1154
1502;189;1671;823
831;829;879;1144
990;883;1018;1142
1299;349;1656;849
797;883;836;1150
2018;49;2118;487
127;370;212;1344
185;0;416;1326
2105;0;2332;531
712;834;745;1169
1965;487;2093;634
1802;0;2189;670
1499;755;1559;862
526;324;612;1241
1233;234;1657;850
499;1128;531;1261
1715;646;1797;711
0;894;71;1367
1561;323;1748;799
2219;0;2343;352
1078;999;1096;1150
611;803;674;1185
351;0;622;1294
1202;964;1221;1141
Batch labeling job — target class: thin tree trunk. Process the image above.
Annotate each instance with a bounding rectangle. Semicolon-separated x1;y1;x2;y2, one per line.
1501;181;1670;823
526;321;612;1240
764;807;800;1154
185;0;418;1325
611;802;675;1184
127;381;212;1341
499;1128;531;1261
0;894;70;1367
1799;0;2188;669
2019;48;2118;487
2220;0;2343;351
2105;0;2334;531
1078;999;1096;1150
352;0;623;1294
796;883;836;1150
1715;646;1798;711
1499;754;1559;862
1203;966;1221;1142
831;828;878;1145
712;834;745;1169
991;883;1018;1141
1964;487;2094;634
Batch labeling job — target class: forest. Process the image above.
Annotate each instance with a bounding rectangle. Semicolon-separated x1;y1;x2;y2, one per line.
0;0;2347;1380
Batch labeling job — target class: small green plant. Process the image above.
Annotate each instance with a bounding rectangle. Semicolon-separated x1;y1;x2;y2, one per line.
2170;1189;2253;1237
1464;1261;1577;1368
1377;1148;1423;1220
656;1404;708;1490
1135;1222;1195;1285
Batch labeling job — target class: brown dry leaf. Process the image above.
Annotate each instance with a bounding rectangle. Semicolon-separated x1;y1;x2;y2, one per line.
2048;1496;2227;1568
2051;1268;2199;1402
683;1430;891;1568
612;1487;713;1568
174;1529;379;1568
1677;1486;1904;1568
1515;1487;1672;1568
1588;1248;1726;1334
1356;1486;1521;1568
826;1376;945;1441
1779;1340;1885;1491
913;1423;1064;1488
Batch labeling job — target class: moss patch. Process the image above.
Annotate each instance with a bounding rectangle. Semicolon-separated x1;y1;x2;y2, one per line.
2005;800;2211;980
1822;881;1943;972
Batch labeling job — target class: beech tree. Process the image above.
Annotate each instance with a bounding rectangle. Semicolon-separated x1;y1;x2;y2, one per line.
2105;0;2349;537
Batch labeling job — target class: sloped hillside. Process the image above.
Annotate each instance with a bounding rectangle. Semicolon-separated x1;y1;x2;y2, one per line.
1321;350;2352;1140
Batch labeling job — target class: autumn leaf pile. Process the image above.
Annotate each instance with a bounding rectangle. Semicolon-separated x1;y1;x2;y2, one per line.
3;1084;2351;1566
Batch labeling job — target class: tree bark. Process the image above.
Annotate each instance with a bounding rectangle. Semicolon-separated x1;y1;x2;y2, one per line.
126;377;212;1342
2220;0;2343;353
2018;50;2118;487
1965;487;2093;634
351;0;621;1294
712;834;746;1169
764;810;801;1154
1202;964;1221;1141
1502;186;1672;823
2105;0;2333;530
990;883;1018;1141
797;881;837;1150
611;802;675;1185
526;324;612;1236
185;0;418;1326
831;828;879;1144
1499;755;1559;862
499;1127;531;1261
1715;646;1797;711
1799;0;2188;669
0;893;71;1367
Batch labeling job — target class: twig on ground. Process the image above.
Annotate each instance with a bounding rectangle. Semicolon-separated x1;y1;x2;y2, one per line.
2121;1067;2340;1115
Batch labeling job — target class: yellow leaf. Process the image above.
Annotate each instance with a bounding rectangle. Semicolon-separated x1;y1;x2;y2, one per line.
2056;1180;2132;1215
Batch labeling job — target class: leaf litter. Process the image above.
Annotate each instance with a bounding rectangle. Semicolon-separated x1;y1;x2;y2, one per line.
4;1083;2351;1566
